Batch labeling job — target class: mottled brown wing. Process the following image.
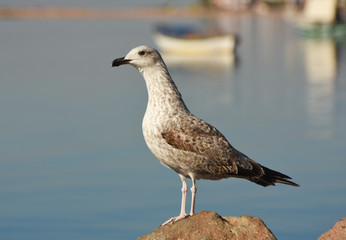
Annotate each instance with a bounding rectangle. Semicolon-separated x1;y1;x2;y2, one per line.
161;116;259;176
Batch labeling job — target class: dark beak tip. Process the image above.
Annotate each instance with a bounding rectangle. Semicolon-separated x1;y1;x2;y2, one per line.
112;57;130;67
111;61;118;67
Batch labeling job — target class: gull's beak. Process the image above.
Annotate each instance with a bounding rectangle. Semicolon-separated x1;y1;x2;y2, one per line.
112;57;131;67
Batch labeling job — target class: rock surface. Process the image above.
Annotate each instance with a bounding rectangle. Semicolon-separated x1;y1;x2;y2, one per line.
138;211;277;240
319;217;346;240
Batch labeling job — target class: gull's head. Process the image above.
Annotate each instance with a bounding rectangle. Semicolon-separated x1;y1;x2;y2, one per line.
112;45;163;70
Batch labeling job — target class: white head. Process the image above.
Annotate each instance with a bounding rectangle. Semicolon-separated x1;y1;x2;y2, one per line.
112;45;187;111
112;45;165;70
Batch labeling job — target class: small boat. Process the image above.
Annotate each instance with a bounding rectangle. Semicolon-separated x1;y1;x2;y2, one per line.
297;22;346;38
294;0;346;37
153;24;237;55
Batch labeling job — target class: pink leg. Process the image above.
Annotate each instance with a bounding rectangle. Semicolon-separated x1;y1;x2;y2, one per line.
161;174;189;226
189;176;197;216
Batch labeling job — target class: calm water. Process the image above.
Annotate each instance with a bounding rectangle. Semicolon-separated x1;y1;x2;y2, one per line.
1;14;346;240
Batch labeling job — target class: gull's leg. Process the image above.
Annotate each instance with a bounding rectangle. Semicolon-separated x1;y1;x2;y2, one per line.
178;175;188;217
189;176;197;216
161;174;189;226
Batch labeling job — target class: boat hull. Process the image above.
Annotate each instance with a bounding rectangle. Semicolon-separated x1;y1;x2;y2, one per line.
154;33;236;55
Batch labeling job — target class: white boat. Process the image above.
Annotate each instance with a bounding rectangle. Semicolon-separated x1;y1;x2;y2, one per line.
153;24;237;55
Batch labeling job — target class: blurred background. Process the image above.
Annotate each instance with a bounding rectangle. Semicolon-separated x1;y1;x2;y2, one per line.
1;0;346;239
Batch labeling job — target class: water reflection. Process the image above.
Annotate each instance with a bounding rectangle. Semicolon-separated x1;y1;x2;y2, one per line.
303;38;337;139
161;52;236;73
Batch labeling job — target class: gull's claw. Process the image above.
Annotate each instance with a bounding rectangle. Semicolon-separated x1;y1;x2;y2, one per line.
161;214;189;226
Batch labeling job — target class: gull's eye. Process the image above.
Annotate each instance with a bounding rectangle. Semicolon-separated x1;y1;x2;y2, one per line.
138;50;146;56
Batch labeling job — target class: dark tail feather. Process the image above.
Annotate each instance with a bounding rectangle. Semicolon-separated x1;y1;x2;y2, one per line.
254;165;299;187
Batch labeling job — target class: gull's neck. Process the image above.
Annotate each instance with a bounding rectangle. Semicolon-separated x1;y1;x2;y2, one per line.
140;63;189;114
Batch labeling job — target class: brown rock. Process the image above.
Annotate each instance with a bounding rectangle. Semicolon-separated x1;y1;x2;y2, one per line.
138;211;277;240
319;218;346;240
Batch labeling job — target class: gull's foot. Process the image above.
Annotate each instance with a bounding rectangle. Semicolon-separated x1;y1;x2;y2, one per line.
161;214;189;226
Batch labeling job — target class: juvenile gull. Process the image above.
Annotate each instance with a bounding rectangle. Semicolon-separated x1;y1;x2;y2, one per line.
112;45;299;226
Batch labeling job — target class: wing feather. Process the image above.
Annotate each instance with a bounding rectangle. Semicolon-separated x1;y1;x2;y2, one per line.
161;116;258;176
161;116;298;187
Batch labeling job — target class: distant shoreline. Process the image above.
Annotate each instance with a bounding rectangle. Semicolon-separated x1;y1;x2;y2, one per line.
0;6;234;19
0;6;275;20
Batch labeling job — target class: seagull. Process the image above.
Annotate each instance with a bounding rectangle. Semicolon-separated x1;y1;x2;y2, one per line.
112;45;299;226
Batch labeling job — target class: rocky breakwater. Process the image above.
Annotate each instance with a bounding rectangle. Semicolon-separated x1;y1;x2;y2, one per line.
138;211;277;240
138;211;346;239
318;217;346;240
